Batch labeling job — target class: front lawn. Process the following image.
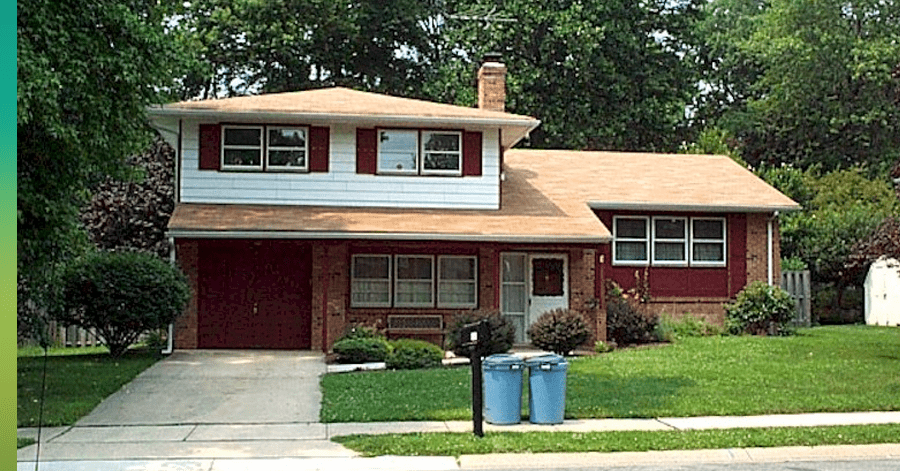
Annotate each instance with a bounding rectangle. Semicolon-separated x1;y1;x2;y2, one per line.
320;326;900;422
17;347;161;427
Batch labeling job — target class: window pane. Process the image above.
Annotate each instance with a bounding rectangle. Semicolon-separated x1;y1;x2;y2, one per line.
439;282;475;305
615;241;647;261
351;281;390;305
694;220;724;240
440;257;475;280
693;242;725;262
353;256;389;279
423;133;460;152
397;257;432;280
655;242;686;261
502;255;526;282
532;258;564;296
379;130;417;172
502;284;526;313
269;127;306;147
396;281;432;304
223;149;261;166
423;152;460;171
224;128;261;146
655;219;685;239
616;218;647;239
268;150;306;167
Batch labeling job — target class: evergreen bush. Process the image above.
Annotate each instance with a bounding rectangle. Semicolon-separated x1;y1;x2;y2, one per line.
446;309;515;357
332;337;391;364
725;281;796;336
526;308;591;356
386;339;444;370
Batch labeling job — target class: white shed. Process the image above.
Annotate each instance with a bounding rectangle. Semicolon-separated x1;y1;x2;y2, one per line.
864;257;900;326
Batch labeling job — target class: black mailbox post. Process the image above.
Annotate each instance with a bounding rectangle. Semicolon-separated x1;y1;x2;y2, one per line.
460;320;490;437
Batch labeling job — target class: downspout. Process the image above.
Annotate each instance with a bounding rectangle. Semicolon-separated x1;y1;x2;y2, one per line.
767;211;779;286
163;236;176;354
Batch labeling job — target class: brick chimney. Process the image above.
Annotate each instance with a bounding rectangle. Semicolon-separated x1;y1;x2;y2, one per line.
478;53;507;112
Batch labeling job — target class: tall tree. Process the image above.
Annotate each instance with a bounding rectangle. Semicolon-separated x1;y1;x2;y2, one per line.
699;0;900;171
17;0;177;335
428;0;704;151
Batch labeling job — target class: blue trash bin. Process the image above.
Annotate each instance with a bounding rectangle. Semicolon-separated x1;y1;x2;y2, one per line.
526;354;568;424
482;354;525;425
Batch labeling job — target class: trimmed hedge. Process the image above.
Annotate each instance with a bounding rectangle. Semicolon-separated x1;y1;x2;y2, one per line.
386;339;444;370
333;337;391;364
527;308;591;356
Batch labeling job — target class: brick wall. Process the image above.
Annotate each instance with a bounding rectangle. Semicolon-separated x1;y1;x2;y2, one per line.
174;239;199;349
478;62;507;112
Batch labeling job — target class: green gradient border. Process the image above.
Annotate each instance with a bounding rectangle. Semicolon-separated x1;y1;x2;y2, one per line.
7;0;17;464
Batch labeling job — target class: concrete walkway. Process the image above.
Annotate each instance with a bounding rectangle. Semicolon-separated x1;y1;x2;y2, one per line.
16;349;900;470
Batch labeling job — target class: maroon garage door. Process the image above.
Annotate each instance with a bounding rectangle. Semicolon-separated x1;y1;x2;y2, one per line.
198;240;312;349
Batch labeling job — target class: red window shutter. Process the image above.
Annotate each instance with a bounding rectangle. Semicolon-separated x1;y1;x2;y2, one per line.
462;131;483;176
309;126;330;172
199;124;221;170
356;128;377;174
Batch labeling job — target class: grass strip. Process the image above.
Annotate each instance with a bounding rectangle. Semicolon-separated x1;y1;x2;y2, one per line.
17;438;35;449
333;424;900;457
17;348;161;427
321;326;900;422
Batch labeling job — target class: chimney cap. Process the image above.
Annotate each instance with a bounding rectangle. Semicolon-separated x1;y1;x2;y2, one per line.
482;52;503;63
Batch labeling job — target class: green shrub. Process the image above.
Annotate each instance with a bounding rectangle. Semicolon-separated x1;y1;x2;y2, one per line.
781;256;808;272
386;339;444;370
606;282;660;346
593;340;615;353
446;309;515;357
333;337;391;364
658;314;724;341
56;250;190;357
527;308;591;356
725;281;796;336
337;324;385;342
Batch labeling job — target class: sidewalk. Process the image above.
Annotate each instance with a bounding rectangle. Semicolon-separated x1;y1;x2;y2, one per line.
18;411;900;470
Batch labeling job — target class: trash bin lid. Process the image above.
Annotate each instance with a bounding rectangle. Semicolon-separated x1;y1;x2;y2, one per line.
524;354;567;367
483;354;525;367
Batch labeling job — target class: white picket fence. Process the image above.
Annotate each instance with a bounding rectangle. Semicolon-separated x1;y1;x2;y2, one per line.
781;270;812;327
48;321;102;347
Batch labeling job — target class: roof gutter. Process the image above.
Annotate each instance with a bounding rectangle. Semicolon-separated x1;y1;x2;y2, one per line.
165;229;610;244
588;202;801;213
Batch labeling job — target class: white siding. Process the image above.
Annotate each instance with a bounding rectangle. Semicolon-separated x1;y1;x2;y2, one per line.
179;121;501;209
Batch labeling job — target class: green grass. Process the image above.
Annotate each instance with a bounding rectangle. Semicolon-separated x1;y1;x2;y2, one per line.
17;347;161;427
17;438;35;449
320;326;900;422
333;424;900;457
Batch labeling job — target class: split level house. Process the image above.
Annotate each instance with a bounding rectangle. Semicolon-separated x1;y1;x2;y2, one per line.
148;60;800;351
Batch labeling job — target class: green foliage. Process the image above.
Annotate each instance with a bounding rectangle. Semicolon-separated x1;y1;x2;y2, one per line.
593;340;615;354
385;339;444;370
446;309;515;358
18;0;179;339
605;283;661;346
56;251;191;357
678;127;747;166
526;309;591;356
724;281;795;336
333;338;392;364
657;314;724;342
781;256;808;272
337;324;386;342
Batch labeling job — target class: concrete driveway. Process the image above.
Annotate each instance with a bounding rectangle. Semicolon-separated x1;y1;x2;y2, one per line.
78;350;324;425
19;350;358;462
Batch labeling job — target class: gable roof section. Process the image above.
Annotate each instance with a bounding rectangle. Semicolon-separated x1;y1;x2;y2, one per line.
148;87;540;148
504;149;801;213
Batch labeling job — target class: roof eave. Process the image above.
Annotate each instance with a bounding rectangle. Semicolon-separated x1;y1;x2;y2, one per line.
166;229;609;244
587;202;802;213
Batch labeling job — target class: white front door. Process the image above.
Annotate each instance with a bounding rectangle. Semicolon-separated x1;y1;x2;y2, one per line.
501;253;569;343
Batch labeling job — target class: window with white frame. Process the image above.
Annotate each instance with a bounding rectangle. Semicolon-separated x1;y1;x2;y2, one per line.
652;217;687;265
222;125;263;169
421;131;462;174
267;126;308;170
377;129;461;175
691;218;727;265
437;256;477;308
395;255;434;307
613;216;649;264
351;255;392;307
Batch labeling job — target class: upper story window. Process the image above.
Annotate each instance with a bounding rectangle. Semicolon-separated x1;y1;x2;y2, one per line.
377;129;462;176
614;215;727;267
221;125;309;171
